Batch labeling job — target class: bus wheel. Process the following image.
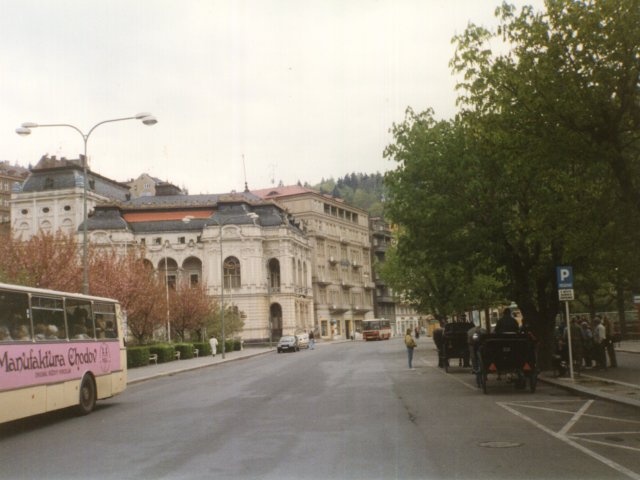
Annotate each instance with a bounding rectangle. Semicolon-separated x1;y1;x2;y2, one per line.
77;375;96;415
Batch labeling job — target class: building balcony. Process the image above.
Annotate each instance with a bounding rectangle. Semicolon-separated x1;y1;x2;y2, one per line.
313;276;330;286
328;256;338;265
352;305;372;314
329;304;349;314
295;287;311;297
340;280;353;289
375;295;396;304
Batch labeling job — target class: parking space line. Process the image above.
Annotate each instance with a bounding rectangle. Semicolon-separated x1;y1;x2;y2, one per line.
559;399;593;436
570;436;640;453
498;401;640;480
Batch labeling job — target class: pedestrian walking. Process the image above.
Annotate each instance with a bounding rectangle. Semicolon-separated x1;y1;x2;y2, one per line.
209;336;218;357
414;326;420;339
405;328;417;369
308;330;315;350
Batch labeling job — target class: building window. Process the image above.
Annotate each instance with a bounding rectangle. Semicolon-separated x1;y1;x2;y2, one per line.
140;238;146;245
223;256;241;289
190;274;199;286
154;237;162;245
167;274;176;290
64;205;71;211
178;237;186;244
42;207;50;213
21;209;28;215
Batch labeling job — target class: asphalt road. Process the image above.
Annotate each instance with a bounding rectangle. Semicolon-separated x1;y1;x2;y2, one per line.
1;338;639;480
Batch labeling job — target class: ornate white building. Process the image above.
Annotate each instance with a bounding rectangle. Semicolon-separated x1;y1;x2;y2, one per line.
252;185;375;339
11;157;314;343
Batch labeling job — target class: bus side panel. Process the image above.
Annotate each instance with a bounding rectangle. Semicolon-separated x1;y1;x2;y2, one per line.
110;348;127;396
95;374;112;399
46;382;67;411
0;386;46;423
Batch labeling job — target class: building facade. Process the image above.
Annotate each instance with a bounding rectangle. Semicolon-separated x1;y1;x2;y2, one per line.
11;158;314;343
252;185;374;340
0;161;29;225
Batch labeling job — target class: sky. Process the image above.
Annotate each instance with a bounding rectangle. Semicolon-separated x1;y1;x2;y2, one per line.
1;0;545;195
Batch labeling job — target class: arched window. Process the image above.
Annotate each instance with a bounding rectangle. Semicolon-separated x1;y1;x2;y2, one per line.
183;256;203;287
224;256;241;289
268;258;281;293
159;258;178;290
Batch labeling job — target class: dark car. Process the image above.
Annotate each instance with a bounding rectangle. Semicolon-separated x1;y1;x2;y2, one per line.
277;335;299;353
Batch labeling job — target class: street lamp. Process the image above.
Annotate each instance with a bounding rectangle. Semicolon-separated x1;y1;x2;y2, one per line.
214;211;259;358
16;113;158;295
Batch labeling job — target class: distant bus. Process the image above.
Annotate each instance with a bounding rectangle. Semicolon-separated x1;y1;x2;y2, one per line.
0;282;127;423
362;319;392;341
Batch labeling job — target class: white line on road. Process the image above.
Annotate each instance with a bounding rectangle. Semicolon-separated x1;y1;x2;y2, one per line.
558;399;593;436
569;436;640;453
498;401;640;480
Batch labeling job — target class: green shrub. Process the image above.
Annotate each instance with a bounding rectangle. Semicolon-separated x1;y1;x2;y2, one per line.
127;346;150;368
149;344;176;363
174;343;194;360
233;339;242;351
193;342;211;356
224;339;235;354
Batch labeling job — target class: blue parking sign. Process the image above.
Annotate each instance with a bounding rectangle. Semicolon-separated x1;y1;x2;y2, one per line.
556;266;573;289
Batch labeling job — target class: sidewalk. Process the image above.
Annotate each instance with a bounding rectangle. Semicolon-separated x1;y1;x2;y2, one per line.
539;340;640;408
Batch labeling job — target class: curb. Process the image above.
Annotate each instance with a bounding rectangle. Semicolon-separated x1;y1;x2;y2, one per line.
127;349;275;385
539;375;640;408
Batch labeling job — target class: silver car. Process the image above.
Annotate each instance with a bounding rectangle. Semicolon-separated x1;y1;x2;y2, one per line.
277;335;299;353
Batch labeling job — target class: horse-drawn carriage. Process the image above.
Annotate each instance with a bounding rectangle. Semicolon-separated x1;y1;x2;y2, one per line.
441;322;474;373
475;332;537;393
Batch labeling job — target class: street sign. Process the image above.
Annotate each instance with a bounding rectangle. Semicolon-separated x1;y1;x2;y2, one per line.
558;289;574;301
556;266;574;289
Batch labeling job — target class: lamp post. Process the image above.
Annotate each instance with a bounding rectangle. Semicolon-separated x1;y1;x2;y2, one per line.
214;211;259;358
16;113;158;295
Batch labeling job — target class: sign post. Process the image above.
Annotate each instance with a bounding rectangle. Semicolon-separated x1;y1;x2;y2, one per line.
557;266;575;381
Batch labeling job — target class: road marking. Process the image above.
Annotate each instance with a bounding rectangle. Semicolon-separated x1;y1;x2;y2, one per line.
558;399;593;436
569;436;640;453
499;401;640;480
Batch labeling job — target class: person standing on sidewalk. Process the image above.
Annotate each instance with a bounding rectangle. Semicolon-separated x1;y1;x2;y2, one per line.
405;328;417;369
308;330;315;350
593;317;607;369
603;315;617;367
209;336;218;357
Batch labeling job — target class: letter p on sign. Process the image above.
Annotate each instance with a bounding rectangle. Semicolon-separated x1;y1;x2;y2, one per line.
556;266;573;289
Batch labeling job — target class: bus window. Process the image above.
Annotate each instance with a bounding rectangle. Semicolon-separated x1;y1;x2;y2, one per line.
0;289;30;341
94;303;117;339
66;299;94;339
32;296;66;340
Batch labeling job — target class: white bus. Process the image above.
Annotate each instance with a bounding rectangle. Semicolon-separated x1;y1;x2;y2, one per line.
0;282;127;423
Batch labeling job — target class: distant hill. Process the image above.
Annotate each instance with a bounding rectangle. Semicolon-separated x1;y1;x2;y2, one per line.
307;172;385;217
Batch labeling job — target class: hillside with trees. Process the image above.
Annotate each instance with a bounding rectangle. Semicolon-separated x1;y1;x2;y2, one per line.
310;172;386;217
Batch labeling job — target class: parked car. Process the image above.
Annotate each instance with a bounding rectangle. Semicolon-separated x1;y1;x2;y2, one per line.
295;332;309;349
277;335;299;353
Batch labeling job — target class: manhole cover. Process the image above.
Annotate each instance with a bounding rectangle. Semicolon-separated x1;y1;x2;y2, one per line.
479;441;523;448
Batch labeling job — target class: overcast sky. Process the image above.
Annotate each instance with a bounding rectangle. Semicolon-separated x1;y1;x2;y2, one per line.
1;0;544;194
